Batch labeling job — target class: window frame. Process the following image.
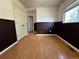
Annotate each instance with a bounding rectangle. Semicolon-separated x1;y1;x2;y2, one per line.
63;5;79;23
63;0;79;23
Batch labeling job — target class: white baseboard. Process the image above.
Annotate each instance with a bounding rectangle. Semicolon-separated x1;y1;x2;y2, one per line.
0;34;28;55
0;34;79;55
56;35;79;52
0;41;18;55
17;33;28;41
37;34;56;36
37;34;79;52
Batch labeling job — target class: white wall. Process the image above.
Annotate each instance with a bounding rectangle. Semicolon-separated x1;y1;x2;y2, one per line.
36;7;58;22
0;0;14;20
27;10;36;23
0;0;28;40
58;0;76;21
13;0;28;40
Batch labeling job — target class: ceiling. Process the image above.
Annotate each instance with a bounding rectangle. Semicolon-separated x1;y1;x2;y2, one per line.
19;0;63;8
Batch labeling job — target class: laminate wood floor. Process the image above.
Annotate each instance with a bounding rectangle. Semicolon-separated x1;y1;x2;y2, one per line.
0;33;79;59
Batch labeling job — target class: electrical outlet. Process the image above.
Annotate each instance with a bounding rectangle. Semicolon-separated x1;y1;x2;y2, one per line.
50;30;51;32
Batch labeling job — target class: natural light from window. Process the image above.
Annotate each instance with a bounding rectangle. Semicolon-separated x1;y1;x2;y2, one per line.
64;5;79;23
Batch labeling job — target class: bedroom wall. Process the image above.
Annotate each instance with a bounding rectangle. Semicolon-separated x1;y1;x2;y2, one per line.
0;0;28;40
0;0;14;20
57;0;79;49
58;0;75;21
0;0;28;53
36;7;58;34
0;19;17;52
36;7;58;22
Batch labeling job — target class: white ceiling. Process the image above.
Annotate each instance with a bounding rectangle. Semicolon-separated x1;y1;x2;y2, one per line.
19;0;63;8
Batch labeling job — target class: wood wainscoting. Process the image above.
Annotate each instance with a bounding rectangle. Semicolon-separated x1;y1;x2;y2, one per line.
0;18;17;52
36;22;79;49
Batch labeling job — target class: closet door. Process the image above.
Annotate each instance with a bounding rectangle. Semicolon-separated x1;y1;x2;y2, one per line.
21;11;27;36
13;4;27;40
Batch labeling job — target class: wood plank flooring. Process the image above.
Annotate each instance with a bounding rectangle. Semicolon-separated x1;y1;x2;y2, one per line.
0;33;79;59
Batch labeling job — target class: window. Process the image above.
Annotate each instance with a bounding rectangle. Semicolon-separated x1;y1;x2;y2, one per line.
64;5;79;23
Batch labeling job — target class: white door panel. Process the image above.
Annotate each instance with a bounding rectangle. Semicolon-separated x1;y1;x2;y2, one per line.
13;4;27;40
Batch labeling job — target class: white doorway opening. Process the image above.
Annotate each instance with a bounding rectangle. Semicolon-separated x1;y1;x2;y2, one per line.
27;16;34;32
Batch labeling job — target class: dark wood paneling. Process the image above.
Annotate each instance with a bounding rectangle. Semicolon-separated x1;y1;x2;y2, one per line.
34;23;37;31
0;18;17;52
56;22;79;49
36;22;56;34
36;22;79;49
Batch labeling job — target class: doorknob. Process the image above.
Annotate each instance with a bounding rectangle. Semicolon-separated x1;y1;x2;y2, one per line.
21;25;24;26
